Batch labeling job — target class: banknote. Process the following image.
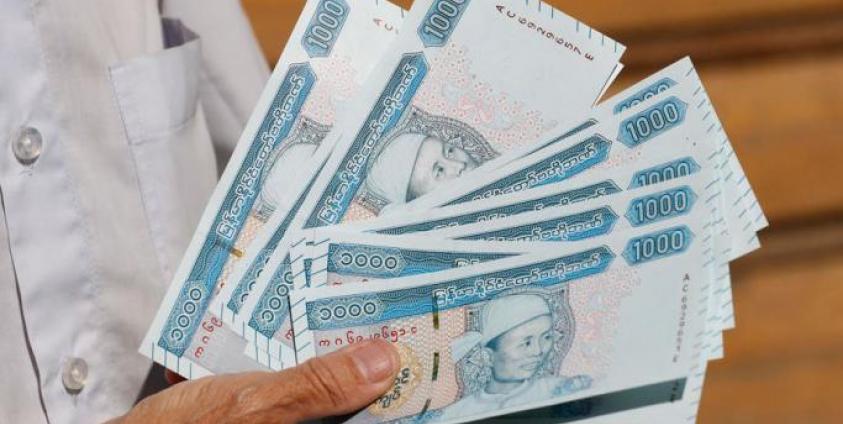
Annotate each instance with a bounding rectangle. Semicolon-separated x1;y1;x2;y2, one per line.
290;212;714;423
293;233;540;289
140;0;406;377
235;0;627;359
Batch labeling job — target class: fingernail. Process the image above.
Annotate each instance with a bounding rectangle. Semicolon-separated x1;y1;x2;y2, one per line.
345;340;399;383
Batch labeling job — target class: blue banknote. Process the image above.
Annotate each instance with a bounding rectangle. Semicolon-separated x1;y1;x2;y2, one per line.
295;233;544;291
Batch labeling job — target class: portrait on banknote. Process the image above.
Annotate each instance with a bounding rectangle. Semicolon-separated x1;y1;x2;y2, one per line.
436;290;591;421
254;117;332;220
360;106;498;214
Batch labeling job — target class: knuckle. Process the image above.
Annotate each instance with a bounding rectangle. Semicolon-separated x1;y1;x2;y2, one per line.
299;356;358;410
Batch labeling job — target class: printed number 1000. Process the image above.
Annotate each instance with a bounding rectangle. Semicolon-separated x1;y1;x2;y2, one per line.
306;0;346;51
420;0;467;41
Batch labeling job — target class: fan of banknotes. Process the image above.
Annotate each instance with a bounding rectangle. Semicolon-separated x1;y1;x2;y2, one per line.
142;0;767;422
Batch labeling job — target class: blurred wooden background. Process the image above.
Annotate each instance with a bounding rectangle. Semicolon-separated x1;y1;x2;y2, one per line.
240;0;843;422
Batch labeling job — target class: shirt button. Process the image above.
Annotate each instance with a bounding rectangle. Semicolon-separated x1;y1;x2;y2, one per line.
12;126;43;165
61;357;88;392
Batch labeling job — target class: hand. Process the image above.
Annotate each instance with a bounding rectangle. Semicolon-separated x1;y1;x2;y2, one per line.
109;340;399;424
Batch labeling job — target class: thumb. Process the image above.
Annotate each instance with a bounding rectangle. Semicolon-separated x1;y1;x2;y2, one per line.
265;339;400;422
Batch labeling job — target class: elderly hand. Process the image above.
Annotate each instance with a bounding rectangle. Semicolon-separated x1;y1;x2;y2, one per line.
109;340;399;424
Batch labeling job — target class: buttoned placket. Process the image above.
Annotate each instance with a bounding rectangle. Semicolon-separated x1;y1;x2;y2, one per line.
0;0;102;420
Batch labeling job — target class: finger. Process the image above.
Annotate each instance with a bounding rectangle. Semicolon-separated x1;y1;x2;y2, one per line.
251;339;400;423
164;369;186;385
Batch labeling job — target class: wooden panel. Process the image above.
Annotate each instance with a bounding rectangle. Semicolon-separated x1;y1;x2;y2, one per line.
241;0;843;33
701;56;843;225
241;0;306;63
551;0;843;34
699;247;843;423
725;232;843;363
616;13;843;70
701;350;843;422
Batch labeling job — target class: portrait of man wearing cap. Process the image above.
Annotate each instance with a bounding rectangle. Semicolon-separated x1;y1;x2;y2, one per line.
360;107;499;214
437;291;592;421
253;117;331;221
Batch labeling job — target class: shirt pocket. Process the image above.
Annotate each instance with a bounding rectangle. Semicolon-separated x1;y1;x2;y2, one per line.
108;20;217;282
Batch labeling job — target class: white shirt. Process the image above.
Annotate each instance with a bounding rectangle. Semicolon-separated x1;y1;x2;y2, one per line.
0;0;269;422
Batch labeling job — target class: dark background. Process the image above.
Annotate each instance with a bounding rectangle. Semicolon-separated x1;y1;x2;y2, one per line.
240;1;843;422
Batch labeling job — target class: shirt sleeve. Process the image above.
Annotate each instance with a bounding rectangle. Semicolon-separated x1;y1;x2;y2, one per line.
161;0;270;172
